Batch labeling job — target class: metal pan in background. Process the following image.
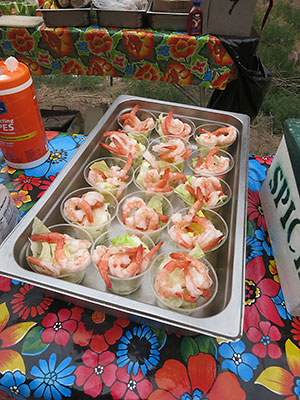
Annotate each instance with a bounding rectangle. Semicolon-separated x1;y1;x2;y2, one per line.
37;7;91;27
0;95;250;341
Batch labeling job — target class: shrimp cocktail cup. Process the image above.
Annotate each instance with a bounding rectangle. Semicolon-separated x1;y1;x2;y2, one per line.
175;176;232;212
134;160;187;200
26;219;93;284
117;104;156;146
83;156;134;201
156;111;195;141
60;188;117;241
117;191;173;244
194;123;238;150
99;130;148;170
92;231;163;295
168;206;228;256
187;147;234;180
147;137;191;172
149;251;218;315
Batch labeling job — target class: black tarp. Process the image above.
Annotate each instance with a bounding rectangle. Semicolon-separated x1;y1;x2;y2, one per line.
207;34;272;121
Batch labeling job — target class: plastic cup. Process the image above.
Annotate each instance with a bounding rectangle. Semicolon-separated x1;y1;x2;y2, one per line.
102;133;148;170
83;157;134;201
175;176;232;211
155;112;195;140
60;187;117;241
0;2;13;14
92;230;156;295
168;208;228;254
117;107;157;146
187;148;234;179
26;223;93;284
149;251;218;315
147;136;191;172
134;162;186;199
117;191;173;243
194;123;238;149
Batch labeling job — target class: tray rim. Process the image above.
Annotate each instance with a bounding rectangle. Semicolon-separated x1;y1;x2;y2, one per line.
0;95;249;340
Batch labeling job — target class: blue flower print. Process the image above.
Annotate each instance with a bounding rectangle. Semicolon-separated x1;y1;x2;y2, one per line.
78;41;89;52
254;227;273;257
0;371;30;399
3;41;13;51
157;45;169;57
272;289;292;320
125;64;134;75
248;158;267;192
181;389;203;400
219;340;259;382
116;325;160;376
203;70;213;83
51;61;61;71
29;353;76;400
26;135;85;179
246;234;263;263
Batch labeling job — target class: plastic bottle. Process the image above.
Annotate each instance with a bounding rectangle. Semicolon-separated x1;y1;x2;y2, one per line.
0;57;49;169
0;184;20;245
187;0;203;36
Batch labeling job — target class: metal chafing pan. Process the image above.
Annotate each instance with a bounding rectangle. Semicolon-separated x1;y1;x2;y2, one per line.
0;95;249;340
37;6;91;27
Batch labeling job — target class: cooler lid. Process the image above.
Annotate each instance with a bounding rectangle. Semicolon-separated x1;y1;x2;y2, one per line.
0;61;31;90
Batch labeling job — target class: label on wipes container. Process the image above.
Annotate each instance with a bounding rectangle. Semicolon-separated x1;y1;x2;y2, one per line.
0;184;20;244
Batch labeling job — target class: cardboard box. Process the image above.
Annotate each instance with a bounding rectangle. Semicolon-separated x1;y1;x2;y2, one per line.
207;0;258;37
260;119;300;316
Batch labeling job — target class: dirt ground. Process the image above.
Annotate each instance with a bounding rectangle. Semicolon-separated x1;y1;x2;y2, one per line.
35;78;283;156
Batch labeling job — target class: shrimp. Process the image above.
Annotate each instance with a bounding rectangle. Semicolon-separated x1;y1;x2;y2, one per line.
107;153;133;180
63;197;94;224
170;253;212;298
143;168;173;193
152;139;190;164
194;147;230;175
140;241;164;272
187;176;224;207
26;256;61;276
191;216;224;251
122;196;146;220
28;232;91;276
109;244;144;278
88;168;107;185
161;111;192;138
119;105;155;133
168;225;193;249
100;131;139;158
82;191;105;208
197;125;237;147
125;207;160;231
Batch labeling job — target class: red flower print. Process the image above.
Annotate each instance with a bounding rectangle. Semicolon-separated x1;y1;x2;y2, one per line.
11;283;53;320
73;314;129;347
37;175;57;198
61;60;85;75
122;30;154;60
7;28;34;53
291;317;300;346
75;348;117;398
247;321;281;358
247;189;267;231
17;56;44;75
207;36;233;66
161;61;193;85
10;190;31;208
0;276;11;292
41;27;73;57
255;155;273;166
134;63;159;81
111;367;152;400
148;353;245;400
12;174;41;192
167;34;197;59
244;256;283;332
41;306;82;345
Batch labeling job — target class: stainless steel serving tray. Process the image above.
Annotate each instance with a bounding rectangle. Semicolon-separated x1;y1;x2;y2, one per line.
0;95;249;340
37;7;91;27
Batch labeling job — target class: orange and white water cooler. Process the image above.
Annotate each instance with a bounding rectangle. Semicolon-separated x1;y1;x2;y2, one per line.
0;57;49;169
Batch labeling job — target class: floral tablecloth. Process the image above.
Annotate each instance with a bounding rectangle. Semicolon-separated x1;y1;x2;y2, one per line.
0;133;299;400
0;26;234;89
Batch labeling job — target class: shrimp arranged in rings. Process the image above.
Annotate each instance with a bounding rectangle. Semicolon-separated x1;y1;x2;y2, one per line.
27;232;91;277
87;154;133;199
154;252;212;306
122;196;169;232
183;176;226;207
63;191;109;227
119;105;155;134
193;146;231;177
143;167;187;194
168;188;224;252
197;125;237;147
159;111;192;138
99;130;141;160
152;138;191;165
93;241;163;288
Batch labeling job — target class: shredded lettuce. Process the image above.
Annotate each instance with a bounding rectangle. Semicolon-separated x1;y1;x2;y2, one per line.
89;161;109;175
156;113;164;136
175;183;195;205
30;217;55;262
136;161;150;189
188;244;205;259
110;233;149;251
147;195;163;214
